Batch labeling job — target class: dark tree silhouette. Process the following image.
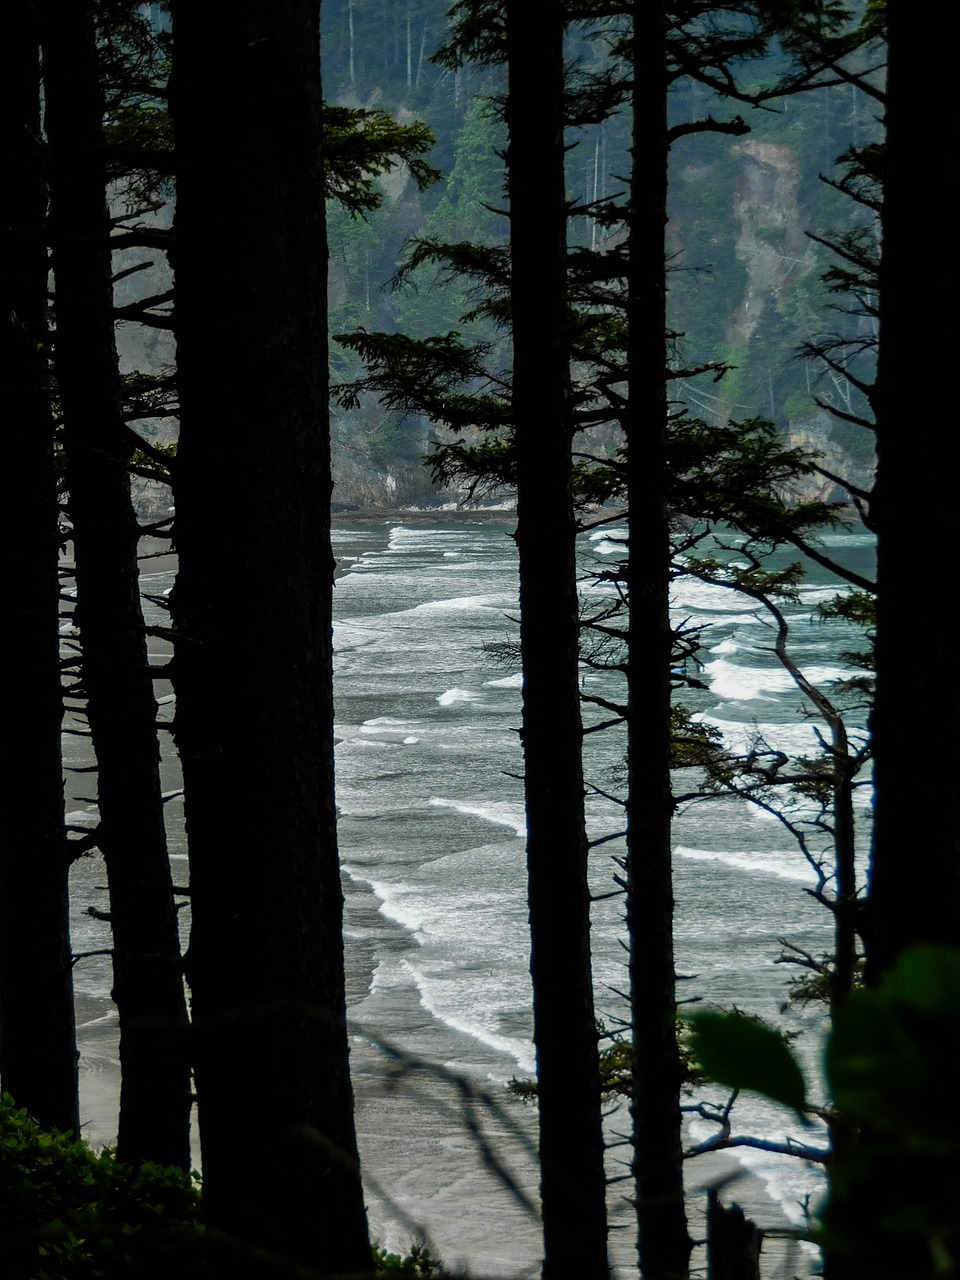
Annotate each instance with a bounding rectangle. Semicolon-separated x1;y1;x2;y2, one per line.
171;0;372;1269
505;1;610;1276
623;3;692;1276
0;0;79;1137
867;0;960;978
40;0;190;1168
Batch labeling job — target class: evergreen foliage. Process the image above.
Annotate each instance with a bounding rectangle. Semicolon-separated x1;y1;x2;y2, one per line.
0;1094;203;1280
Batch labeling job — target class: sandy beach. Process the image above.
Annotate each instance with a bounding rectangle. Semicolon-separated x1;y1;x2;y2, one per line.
65;516;817;1278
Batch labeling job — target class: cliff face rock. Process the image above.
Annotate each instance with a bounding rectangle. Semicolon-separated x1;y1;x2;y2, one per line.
785;411;875;507
728;139;819;352
331;446;448;510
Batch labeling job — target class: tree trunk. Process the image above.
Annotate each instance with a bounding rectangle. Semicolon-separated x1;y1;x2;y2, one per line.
170;2;371;1270
0;0;78;1136
867;0;960;979
505;4;610;1276
626;3;691;1277
40;0;191;1168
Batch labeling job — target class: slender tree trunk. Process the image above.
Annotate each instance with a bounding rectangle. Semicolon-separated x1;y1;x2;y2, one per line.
0;0;78;1136
171;2;371;1270
867;0;960;979
40;0;191;1168
625;3;691;1277
348;0;356;87
505;4;610;1276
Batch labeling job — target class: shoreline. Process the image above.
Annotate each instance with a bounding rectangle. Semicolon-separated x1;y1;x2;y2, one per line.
102;514;819;1275
331;506;520;525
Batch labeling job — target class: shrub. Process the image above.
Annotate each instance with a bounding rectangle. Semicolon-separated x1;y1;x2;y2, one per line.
0;1093;203;1279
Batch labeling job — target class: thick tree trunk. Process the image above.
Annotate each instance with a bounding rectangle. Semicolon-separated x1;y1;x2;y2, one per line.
171;2;371;1271
505;4;610;1277
41;0;191;1168
867;0;960;979
0;0;78;1136
625;3;691;1277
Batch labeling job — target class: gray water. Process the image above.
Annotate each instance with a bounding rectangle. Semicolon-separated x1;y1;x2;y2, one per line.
65;517;875;1276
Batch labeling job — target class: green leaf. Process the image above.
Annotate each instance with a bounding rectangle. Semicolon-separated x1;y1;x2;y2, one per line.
688;1011;807;1115
880;944;960;1018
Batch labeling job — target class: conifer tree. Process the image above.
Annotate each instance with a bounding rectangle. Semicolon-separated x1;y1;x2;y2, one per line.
0;0;79;1137
867;0;960;977
171;1;372;1268
505;2;610;1275
623;4;692;1274
40;0;190;1168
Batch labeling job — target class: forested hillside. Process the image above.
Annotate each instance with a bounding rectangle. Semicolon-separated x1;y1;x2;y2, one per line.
320;0;879;507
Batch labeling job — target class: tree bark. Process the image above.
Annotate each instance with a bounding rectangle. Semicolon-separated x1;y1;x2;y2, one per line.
0;0;79;1136
867;0;960;979
40;0;191;1168
626;3;691;1277
171;2;371;1270
505;4;610;1277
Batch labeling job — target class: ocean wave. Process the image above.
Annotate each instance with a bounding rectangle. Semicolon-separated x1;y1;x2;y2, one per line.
483;673;523;689
676;844;814;885
704;656;850;702
437;688;482;706
429;796;526;838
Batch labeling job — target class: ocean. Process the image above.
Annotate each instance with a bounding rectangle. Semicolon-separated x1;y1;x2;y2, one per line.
66;515;875;1277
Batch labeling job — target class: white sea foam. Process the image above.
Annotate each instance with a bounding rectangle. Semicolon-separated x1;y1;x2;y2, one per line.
588;526;627;542
675;844;814;885
483;673;523;689
800;583;854;605
410;962;536;1073
591;538;628;558
695;713;831;756
405;594;508;616
437;688;481;706
76;1012;118;1030
386;524;474;554
356;837;537;1075
704;656;849;702
362;877;434;938
65;808;98;827
703;658;777;702
671;578;743;612
429;796;526;838
710;637;740;655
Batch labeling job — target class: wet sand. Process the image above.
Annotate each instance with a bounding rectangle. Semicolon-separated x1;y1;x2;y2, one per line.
67;515;812;1277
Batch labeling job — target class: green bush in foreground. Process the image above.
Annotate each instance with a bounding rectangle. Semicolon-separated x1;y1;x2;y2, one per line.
0;1093;203;1279
1;1094;448;1279
373;1240;442;1278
